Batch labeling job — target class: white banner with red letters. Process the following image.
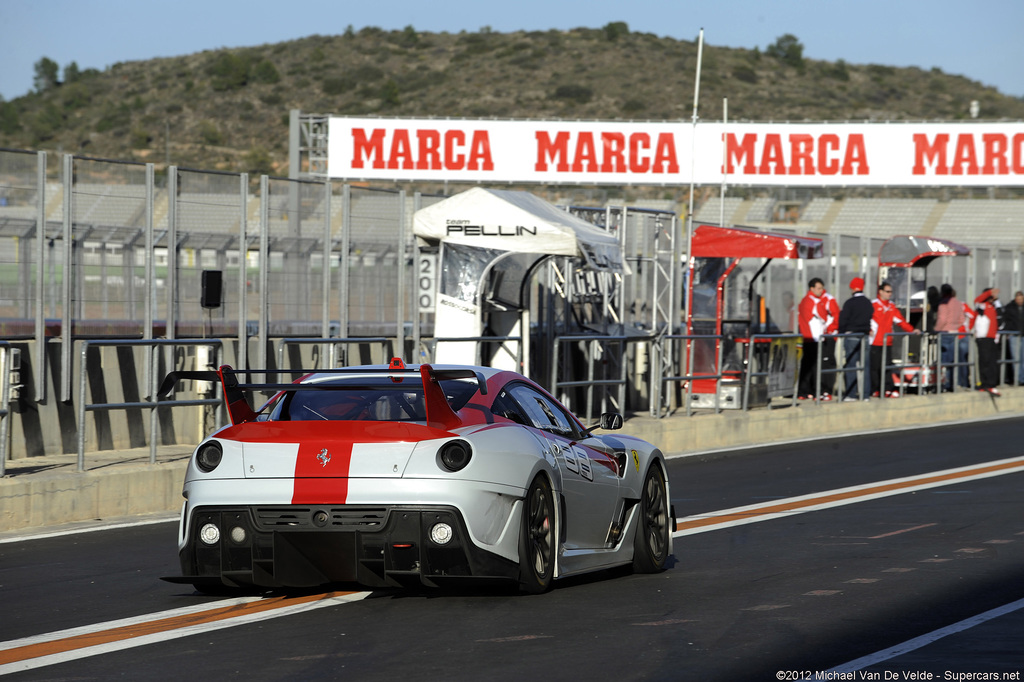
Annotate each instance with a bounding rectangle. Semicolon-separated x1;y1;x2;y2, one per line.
327;117;1024;187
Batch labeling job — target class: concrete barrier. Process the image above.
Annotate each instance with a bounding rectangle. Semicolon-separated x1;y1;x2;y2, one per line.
628;388;1024;456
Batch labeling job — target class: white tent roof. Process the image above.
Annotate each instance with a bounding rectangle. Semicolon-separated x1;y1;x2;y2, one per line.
413;187;622;271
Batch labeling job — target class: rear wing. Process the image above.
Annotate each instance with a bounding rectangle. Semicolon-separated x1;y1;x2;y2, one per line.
158;361;487;429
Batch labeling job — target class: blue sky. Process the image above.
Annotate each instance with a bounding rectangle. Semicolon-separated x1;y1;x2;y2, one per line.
2;0;1023;103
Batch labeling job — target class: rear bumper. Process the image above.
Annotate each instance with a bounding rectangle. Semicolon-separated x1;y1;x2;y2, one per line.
175;504;518;589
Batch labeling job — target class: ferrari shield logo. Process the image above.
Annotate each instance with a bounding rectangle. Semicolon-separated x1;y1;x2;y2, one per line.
632;449;640;472
317;448;331;467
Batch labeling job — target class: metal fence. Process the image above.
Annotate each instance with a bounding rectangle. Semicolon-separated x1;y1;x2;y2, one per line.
2;147;1024;460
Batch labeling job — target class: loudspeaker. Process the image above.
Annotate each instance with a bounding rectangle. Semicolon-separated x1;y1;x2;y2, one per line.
201;270;223;309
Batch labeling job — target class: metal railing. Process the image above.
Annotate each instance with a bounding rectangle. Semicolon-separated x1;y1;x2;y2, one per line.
935;331;975;393
653;334;727;418
76;339;223;471
835;333;870;401
876;331;923;398
427;336;524;369
11;325;1024;473
550;334;651;423
745;333;802;410
276;337;393;370
998;330;1023;386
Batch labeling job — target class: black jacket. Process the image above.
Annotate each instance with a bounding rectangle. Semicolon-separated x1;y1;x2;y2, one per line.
838;292;873;334
1004;301;1024;333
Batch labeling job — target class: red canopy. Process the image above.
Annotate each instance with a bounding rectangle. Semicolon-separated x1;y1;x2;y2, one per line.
691;224;824;260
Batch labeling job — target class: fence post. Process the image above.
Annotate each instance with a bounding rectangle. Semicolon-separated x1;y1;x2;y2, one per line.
60;154;74;403
34;151;48;403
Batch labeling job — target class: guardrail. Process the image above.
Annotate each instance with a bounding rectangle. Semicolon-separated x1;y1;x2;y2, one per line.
76;339;223;471
998;330;1023;385
427;336;524;368
653;334;727;418
745;333;802;410
804;332;871;402
276;337;393;370
12;326;1024;473
550;334;653;423
935;331;974;393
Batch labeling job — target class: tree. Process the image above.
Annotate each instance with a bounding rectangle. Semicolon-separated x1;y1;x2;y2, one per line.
33;57;60;92
0;101;21;135
243;146;274;176
63;61;81;84
380;79;400;108
603;22;629;42
766;34;804;68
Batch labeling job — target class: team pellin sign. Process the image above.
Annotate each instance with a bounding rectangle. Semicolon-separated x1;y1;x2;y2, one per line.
327;117;1024;187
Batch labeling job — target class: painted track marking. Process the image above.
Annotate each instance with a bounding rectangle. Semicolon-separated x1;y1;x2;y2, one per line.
0;590;371;674
673;455;1024;536
829;596;1024;672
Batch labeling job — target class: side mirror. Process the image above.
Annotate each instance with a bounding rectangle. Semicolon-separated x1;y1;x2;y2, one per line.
582;412;623;438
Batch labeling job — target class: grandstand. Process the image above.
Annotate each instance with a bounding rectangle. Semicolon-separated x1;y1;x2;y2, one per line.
931;200;1024;248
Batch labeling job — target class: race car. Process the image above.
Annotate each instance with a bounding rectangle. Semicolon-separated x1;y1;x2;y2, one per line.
159;359;673;594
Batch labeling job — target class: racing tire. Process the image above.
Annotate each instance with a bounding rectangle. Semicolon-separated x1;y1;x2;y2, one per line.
632;463;670;573
518;475;556;594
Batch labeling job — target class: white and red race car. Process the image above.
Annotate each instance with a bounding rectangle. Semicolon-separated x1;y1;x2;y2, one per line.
159;359;673;594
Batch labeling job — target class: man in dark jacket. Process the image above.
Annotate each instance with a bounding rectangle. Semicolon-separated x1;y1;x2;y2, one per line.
838;277;873;400
1004;290;1024;385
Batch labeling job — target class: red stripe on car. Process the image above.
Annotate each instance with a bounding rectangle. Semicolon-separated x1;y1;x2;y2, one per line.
292;441;354;504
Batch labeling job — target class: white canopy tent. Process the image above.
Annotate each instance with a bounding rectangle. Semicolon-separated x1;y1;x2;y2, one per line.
413;187;623;370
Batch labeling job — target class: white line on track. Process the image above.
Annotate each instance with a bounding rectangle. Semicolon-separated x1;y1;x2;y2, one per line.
827;596;1024;672
665;410;1024;461
672;455;1024;536
0;514;179;544
0;591;372;674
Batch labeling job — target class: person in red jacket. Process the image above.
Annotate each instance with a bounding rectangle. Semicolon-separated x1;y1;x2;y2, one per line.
870;282;919;397
974;287;1001;396
819;288;841;399
797;278;826;399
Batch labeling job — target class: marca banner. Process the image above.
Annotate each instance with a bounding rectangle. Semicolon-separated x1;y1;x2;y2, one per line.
327;117;1024;187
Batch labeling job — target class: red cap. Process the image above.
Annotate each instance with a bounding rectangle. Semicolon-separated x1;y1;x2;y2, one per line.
850;277;865;291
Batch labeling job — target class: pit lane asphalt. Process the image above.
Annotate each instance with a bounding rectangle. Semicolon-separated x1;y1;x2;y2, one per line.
1;417;1022;680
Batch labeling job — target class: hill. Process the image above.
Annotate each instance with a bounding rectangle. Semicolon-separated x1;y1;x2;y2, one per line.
2;25;1023;176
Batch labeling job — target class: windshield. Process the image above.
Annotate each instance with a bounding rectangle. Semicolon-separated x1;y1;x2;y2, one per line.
266;376;481;422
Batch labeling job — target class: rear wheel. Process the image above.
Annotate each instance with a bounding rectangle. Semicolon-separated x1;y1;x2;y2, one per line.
633;463;669;573
518;475;555;594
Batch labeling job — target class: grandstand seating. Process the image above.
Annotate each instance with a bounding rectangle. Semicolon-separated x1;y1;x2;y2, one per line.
825;198;939;238
694;196;744;224
743;197;775;223
798;197;835;226
931;200;1024;248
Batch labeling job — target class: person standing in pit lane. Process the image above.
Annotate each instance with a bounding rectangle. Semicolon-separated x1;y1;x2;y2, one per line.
797;278;827;400
819;286;841;400
870;281;920;398
838;277;873;401
974;287;1002;396
1002;290;1024;385
935;284;965;392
